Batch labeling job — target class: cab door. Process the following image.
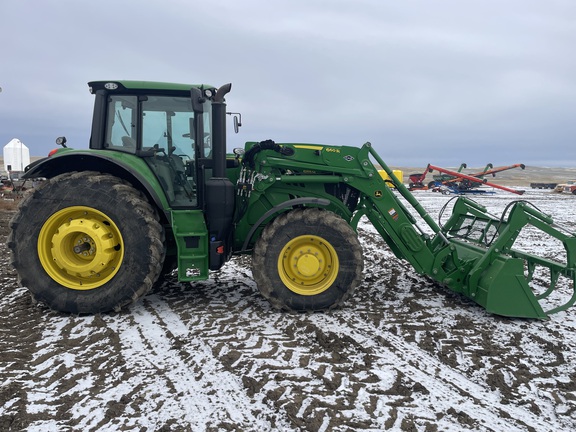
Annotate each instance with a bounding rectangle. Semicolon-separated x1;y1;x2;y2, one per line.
140;95;201;208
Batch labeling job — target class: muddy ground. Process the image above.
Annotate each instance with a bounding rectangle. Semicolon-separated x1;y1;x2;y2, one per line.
1;190;576;431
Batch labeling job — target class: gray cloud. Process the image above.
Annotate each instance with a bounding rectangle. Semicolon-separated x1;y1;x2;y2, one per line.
1;0;575;167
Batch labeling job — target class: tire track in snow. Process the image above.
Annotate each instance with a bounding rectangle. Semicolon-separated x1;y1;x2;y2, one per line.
17;315;119;431
175;253;573;431
0;286;45;431
164;275;475;431
356;229;572;430
314;311;566;432
159;277;389;431
90;295;293;432
15;295;285;431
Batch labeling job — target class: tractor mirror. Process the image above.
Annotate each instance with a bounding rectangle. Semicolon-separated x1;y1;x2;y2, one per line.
227;112;242;134
190;87;206;112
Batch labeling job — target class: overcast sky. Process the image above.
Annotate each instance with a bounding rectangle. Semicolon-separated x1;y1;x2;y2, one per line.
1;0;575;167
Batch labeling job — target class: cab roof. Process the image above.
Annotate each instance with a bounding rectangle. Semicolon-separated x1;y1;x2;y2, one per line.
88;80;215;93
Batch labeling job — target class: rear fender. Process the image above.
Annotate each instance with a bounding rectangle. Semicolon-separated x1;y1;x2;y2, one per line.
23;151;171;221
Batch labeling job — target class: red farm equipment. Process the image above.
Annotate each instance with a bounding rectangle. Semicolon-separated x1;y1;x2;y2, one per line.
408;163;526;195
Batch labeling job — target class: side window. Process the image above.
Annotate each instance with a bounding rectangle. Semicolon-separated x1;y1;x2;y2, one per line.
105;95;137;152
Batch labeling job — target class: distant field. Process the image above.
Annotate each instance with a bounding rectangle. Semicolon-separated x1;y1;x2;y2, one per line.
2;156;575;187
386;165;576;187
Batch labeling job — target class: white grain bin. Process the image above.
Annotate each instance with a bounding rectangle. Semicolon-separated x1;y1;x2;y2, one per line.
3;138;30;172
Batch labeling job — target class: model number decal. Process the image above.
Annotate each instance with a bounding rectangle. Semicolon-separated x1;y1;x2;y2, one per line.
325;147;341;153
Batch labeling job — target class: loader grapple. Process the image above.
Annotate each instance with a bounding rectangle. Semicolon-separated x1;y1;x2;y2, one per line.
439;198;576;318
369;145;576;319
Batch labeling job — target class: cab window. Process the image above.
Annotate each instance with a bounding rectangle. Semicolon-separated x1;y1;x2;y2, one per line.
105;95;137;152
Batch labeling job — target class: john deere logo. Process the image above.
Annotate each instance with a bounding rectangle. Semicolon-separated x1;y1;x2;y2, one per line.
375;190;383;198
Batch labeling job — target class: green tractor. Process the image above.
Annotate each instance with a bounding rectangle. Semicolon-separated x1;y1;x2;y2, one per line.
8;80;576;318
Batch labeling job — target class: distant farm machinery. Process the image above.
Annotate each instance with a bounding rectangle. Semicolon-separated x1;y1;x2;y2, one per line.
408;163;526;195
0;171;29;198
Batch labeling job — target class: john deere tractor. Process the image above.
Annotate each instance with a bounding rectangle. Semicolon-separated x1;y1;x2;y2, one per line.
8;81;576;318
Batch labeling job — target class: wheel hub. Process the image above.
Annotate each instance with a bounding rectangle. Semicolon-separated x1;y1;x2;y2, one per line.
295;252;321;277
38;206;124;290
278;235;339;295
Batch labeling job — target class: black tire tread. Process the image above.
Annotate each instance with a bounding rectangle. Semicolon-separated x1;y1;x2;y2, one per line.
9;171;165;313
252;208;363;312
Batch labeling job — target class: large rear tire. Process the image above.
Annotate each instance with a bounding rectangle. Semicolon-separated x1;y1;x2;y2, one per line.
252;208;363;312
8;171;165;314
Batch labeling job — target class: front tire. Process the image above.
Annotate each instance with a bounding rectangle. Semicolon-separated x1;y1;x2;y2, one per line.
9;171;165;314
252;208;363;311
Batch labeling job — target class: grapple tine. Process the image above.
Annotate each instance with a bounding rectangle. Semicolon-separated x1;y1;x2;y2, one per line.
535;269;559;301
541;274;576;316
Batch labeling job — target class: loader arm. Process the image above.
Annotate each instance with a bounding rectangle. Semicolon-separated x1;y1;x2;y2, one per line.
239;141;453;278
239;141;576;318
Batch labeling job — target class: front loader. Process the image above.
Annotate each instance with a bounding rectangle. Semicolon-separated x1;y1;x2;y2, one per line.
9;80;576;319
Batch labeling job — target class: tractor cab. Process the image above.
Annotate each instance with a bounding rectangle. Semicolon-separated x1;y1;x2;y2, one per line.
87;81;236;274
88;81;220;209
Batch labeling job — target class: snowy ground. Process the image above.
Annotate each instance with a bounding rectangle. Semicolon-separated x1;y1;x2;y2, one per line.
1;187;576;431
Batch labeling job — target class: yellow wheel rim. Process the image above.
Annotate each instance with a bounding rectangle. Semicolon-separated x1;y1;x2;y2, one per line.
37;206;124;290
278;235;339;295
